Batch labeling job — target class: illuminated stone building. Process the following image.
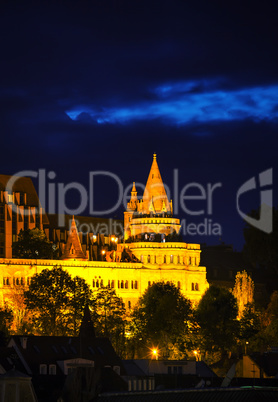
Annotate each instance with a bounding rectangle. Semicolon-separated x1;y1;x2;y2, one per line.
0;156;208;309
0;175;48;259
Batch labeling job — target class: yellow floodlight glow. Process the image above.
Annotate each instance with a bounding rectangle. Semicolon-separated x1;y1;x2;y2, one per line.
151;348;158;360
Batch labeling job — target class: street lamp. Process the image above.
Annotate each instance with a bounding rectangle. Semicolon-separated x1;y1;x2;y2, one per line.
245;341;249;355
193;350;199;361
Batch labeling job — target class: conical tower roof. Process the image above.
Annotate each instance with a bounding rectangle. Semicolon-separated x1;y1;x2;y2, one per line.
127;182;138;211
61;216;87;260
142;154;171;214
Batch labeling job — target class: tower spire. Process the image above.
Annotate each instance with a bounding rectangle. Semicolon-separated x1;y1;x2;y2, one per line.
142;154;171;215
61;216;87;260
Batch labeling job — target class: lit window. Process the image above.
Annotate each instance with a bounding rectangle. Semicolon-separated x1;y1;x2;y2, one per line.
3;277;10;286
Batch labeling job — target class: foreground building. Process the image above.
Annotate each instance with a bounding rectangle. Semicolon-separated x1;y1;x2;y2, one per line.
0;155;208;308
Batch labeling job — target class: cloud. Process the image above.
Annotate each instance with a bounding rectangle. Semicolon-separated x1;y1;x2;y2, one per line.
65;80;278;127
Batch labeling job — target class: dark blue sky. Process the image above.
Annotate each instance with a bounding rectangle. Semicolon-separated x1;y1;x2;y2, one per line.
1;0;278;250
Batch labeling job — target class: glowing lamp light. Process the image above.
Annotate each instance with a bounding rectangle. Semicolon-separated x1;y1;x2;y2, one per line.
101;250;105;255
193;350;199;361
152;348;158;360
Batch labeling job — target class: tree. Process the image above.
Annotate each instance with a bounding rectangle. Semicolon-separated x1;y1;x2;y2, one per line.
24;266;93;335
130;282;193;359
6;288;34;335
0;304;13;345
243;207;278;278
239;303;261;344
91;287;126;357
196;286;239;356
262;291;278;346
233;271;254;319
12;228;55;259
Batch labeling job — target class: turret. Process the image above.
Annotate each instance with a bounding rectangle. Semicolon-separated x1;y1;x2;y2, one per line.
142;154;172;215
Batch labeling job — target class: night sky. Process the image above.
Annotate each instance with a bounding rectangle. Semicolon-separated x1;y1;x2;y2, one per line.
1;0;278;250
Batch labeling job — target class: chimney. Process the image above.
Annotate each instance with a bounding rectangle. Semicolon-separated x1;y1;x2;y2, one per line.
20;337;28;349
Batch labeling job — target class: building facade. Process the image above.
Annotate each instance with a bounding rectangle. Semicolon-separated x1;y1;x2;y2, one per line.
0;155;208;308
0;174;48;259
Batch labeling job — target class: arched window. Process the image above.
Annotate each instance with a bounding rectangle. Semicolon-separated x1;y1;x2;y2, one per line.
134;280;138;289
128;301;131;309
147;255;151;263
177;281;181;289
195;283;199;291
125;280;128;289
170;255;173;263
164;255;167;263
96;280;99;288
111;280;115;288
131;280;134;289
92;279;95;287
191;283;194;291
121;280;124;289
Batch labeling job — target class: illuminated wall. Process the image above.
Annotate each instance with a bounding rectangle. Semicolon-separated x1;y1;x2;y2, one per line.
0;255;208;309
